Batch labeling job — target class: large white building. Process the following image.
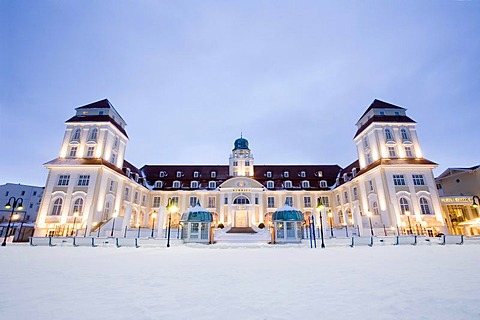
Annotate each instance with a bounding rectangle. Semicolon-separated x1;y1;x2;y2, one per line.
34;99;447;238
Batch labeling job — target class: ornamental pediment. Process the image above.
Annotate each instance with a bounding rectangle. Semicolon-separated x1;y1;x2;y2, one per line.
219;177;264;189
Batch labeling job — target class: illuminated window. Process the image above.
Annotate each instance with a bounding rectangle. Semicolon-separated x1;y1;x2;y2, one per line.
420;198;431;214
86;146;95;158
69;146;77;158
399;197;410;214
50;198;63;216
153;197;161;207
405;146;413;158
72;198;84;215
388;146;397;158
207;197;216;208
304;197;311;207
267;197;275;208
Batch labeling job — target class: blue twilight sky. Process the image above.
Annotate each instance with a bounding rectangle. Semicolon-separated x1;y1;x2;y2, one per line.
1;1;479;187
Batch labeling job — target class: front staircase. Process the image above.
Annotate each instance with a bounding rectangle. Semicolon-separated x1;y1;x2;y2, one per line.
227;227;257;234
215;225;271;243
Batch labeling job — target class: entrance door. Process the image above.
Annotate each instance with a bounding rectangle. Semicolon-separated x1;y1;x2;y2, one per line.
235;211;248;227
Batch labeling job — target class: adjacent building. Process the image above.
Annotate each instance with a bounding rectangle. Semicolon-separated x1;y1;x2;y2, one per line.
0;183;44;223
436;165;480;235
34;98;447;239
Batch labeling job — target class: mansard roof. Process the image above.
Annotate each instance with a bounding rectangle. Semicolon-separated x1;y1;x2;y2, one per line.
353;115;416;138
141;164;341;191
358;99;406;121
65;115;128;138
75;99;114;110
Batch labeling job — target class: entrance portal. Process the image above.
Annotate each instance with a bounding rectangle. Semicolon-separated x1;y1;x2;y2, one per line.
235;211;248;227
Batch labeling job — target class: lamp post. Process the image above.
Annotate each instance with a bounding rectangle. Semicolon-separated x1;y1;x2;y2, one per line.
405;211;413;235
2;197;23;247
343;223;348;237
166;198;178;248
136;223;141;238
327;211;334;238
18;212;27;241
110;211;118;237
92;222;100;237
367;211;374;236
71;211;79;236
316;199;325;249
151;211;157;238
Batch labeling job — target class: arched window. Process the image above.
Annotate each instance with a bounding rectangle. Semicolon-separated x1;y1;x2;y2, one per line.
284;181;292;188
401;128;409;141
302;181;310;188
338;210;344;224
50;198;63;216
72;198;84;215
89;128;98;141
320;180;328;188
233;196;250;205
372;201;379;215
102;202;111;221
419;198;431;215
385;128;393;140
399;197;410;214
72;128;81;141
266;181;274;189
172;181;181;188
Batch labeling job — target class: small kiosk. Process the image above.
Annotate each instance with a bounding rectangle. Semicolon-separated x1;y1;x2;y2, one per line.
272;204;304;244
180;202;213;244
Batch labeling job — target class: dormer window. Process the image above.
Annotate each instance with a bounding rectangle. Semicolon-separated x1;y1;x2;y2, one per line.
301;181;310;188
176;171;182;178
266;171;272;178
284;181;292;188
193;171;200;178
283;171;289;178
320;180;327;188
99;111;104;115
380;111;385;115
134;173;139;182
266;181;274;189
317;171;323;177
209;181;216;189
352;168;357;177
154;181;163;188
343;173;348;182
190;181;199;189
211;171;216;178
300;171;306;178
173;181;181;188
159;171;166;178
394;111;400;116
125;168;131;177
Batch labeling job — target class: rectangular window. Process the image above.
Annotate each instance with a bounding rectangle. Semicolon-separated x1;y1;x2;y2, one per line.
125;187;130;199
33;191;37;196
388;146;397;158
393;174;406;186
255;196;259;205
285;196;293;206
29;203;33;208
245;161;250;166
193;171;199;178
267;197;275;208
110;153;116;164
153;196;161;207
368;180;374;192
142;195;146;206
353;187;358;201
109;181;115;192
211;171;216;178
233;161;238;166
224;197;228;205
134;192;139;203
304;196;311;208
57;175;70;186
318;196;330;207
189;196;197;207
86;146;95;158
405;146;413;158
5;191;9;196
366;153;372;165
412;174;425;186
77;175;90;186
21;190;25;196
171;197;179;207
69;146;77;158
176;171;182;178
207;196;216;208
245;170;250;176
344;191;349;202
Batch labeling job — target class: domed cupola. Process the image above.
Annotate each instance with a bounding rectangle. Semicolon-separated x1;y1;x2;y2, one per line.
233;136;249;150
181;201;213;223
272;203;304;222
229;134;254;177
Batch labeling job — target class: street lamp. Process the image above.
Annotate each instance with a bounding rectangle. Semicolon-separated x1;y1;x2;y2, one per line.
315;199;325;248
2;197;23;247
136;223;141;238
71;212;79;236
405;211;413;235
110;211;118;237
366;211;374;236
151;211;157;238
327;211;334;238
343;223;348;237
166;198;178;248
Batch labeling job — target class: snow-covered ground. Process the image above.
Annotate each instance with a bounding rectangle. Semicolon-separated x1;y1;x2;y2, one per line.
0;243;479;320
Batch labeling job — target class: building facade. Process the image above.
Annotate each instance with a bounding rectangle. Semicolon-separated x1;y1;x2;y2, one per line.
435;165;480;235
34;99;447;238
0;183;44;223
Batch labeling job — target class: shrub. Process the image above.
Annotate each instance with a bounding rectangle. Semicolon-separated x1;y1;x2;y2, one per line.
217;223;224;229
258;223;265;229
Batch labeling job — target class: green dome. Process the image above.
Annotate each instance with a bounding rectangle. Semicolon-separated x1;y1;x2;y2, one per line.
233;136;249;150
181;202;213;222
273;204;304;221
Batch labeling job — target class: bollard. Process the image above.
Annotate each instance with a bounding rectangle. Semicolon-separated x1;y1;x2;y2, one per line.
350;237;355;248
412;235;417;246
116;238;121;248
135;238;139;248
